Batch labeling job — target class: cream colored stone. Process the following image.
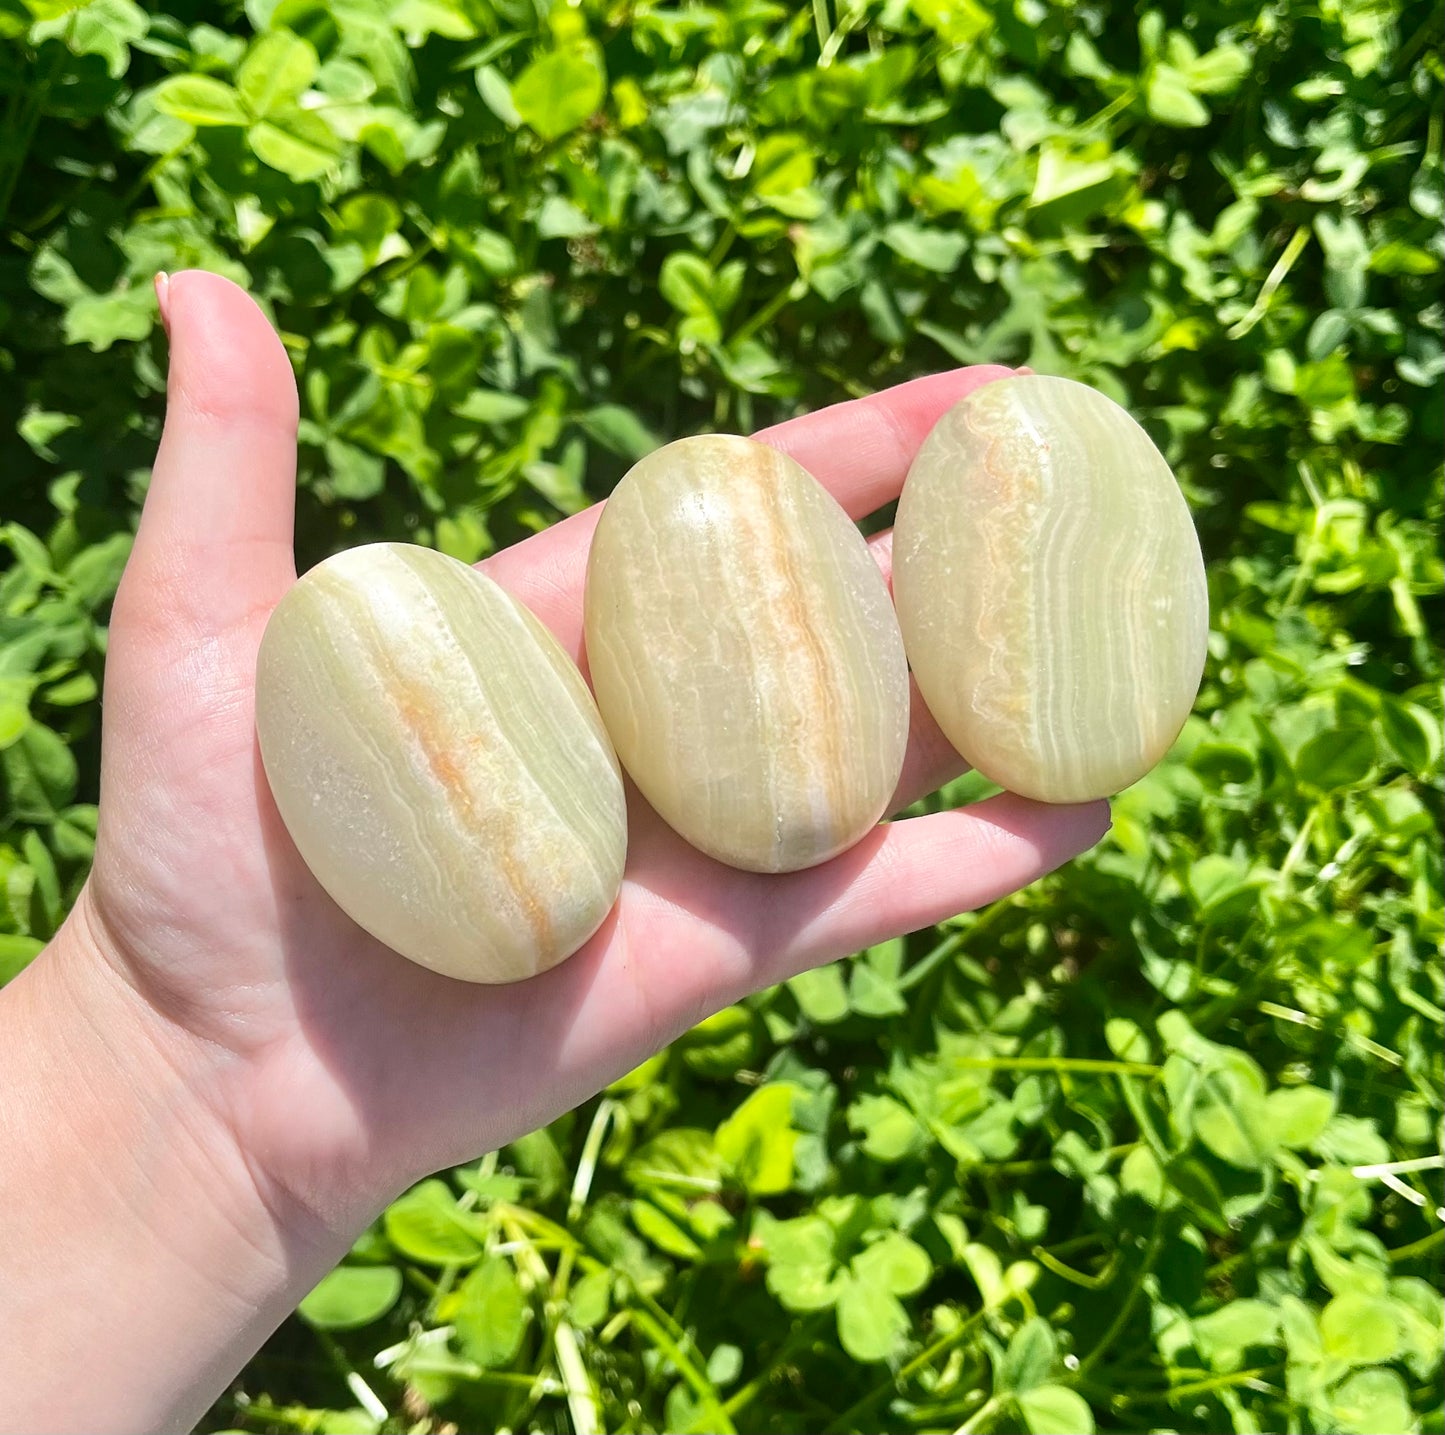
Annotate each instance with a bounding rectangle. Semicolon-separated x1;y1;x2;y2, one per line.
256;543;626;983
584;435;910;872
893;376;1208;803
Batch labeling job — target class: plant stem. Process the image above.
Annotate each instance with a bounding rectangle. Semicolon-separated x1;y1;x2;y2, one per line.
628;1305;735;1434
954;1393;1001;1435
553;1318;602;1435
731;279;801;347
951;1055;1160;1077
1115;1364;1283;1406
811;0;832;54
1389;1225;1445;1263
1031;1241;1120;1289
1076;1210;1166;1379
713;1312;830;1425
568;1097;615;1224
898;930;966;991
1227;225;1310;339
824;1308;989;1433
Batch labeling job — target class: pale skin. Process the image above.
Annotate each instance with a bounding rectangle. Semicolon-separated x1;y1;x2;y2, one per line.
0;272;1110;1434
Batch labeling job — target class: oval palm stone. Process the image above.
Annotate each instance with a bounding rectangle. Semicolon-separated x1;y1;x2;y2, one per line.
893;376;1208;803
256;543;627;983
584;435;910;872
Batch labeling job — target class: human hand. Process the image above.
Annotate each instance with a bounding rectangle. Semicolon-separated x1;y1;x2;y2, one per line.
87;270;1108;1214
1;271;1106;1432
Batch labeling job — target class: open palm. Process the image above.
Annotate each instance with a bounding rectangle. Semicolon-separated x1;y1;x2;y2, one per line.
80;272;1108;1225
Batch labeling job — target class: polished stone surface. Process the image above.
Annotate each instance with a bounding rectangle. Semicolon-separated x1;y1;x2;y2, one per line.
256;543;626;983
893;376;1208;803
585;435;910;872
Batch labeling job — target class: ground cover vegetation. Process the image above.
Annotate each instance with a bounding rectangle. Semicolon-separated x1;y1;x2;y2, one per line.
1;0;1441;1430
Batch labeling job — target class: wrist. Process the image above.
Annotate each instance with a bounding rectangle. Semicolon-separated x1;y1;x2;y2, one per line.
0;892;352;1433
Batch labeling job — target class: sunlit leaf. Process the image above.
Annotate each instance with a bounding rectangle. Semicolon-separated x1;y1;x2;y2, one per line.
152;75;248;126
298;1266;402;1330
511;44;605;140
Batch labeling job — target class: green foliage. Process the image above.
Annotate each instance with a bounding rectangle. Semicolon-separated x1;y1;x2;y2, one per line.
2;0;1441;1431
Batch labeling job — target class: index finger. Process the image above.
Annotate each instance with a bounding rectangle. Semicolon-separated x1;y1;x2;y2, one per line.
753;364;1016;519
482;365;1017;650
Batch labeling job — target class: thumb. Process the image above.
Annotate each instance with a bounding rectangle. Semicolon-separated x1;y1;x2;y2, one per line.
114;270;299;654
100;271;300;799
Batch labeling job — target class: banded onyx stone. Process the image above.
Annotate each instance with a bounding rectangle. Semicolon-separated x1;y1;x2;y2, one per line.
584;435;910;872
256;543;626;983
893;376;1208;804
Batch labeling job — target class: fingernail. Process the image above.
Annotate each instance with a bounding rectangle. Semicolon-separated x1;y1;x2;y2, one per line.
154;272;171;335
1016;365;1035;377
